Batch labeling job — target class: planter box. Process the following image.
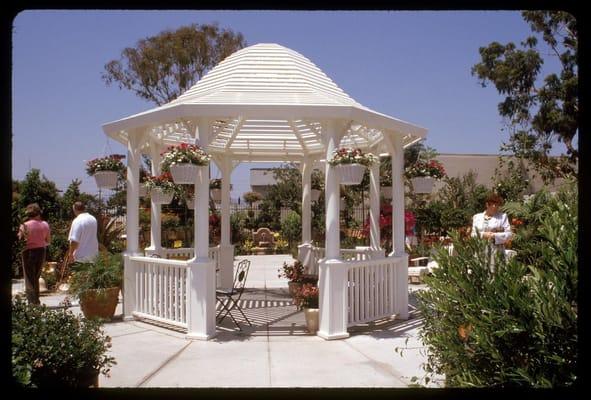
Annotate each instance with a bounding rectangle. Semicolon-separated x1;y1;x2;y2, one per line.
411;177;435;194
336;163;365;185
93;171;118;190
150;188;174;204
170;163;200;184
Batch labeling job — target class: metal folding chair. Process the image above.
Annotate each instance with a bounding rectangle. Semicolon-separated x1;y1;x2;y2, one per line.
216;259;252;330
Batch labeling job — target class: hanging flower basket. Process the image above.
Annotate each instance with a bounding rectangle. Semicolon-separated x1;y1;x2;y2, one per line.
186;197;196;210
144;172;178;204
411;177;435;194
336;164;366;185
161;143;211;184
211;188;222;202
311;189;321;202
93;171;119;190
381;186;392;199
86;154;125;190
327;147;377;186
169;163;200;184
139;183;148;197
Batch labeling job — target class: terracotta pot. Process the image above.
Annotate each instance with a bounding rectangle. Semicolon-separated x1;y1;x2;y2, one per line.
288;281;303;298
79;287;120;320
304;308;319;333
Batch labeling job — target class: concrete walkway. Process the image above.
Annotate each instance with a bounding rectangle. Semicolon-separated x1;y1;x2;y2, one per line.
13;254;442;388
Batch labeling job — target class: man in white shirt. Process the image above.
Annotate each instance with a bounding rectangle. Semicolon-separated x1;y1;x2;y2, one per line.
66;201;99;262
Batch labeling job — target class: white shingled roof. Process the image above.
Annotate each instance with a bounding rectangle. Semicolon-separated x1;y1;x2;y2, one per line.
102;43;427;161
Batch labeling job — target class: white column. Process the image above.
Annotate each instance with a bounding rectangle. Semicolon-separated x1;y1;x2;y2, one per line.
145;144;162;256
218;156;234;289
123;130;141;320
317;119;349;340
298;156;314;273
389;135;408;320
186;119;216;340
369;161;381;252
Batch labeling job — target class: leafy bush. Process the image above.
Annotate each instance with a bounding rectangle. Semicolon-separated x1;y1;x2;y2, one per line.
68;252;123;298
12;296;116;387
281;210;301;249
416;180;577;387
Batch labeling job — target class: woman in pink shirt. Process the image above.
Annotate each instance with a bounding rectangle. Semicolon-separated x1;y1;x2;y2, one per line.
18;203;51;305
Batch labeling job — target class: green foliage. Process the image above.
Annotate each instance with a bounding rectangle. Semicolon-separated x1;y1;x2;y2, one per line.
68;252;124;298
281;210;301;249
492;158;530;202
97;215;125;254
243;190;263;205
102;23;246;105
416;180;577;387
472;11;578;183
12;296;116;387
17;169;61;222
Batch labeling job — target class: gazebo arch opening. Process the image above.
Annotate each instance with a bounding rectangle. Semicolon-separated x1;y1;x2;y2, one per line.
102;43;427;340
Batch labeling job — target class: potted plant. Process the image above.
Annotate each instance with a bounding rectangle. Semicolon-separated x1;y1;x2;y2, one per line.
209;178;224;202
278;260;305;298
160;143;211;184
138;167;149;197
294;283;320;333
144;172;178;204
327;147;378;185
85;154;126;190
12;296;116;387
68;252;123;321
405;159;446;193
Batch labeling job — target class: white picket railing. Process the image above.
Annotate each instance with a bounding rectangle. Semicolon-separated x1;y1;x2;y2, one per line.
345;256;404;327
161;246;220;271
310;246;385;274
129;256;189;329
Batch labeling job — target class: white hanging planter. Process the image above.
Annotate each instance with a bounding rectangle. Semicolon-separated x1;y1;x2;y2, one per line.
150;188;174;204
380;186;392;199
336;163;366;185
93;171;118;190
211;188;222;202
170;163;200;184
311;189;321;202
186;197;196;209
411;177;435;194
139;183;148;197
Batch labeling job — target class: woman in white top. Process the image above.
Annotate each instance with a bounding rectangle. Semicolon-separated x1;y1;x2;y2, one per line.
471;193;512;271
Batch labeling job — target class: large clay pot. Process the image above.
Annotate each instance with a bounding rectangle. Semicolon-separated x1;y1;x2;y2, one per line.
303;308;319;334
170;163;200;184
79;287;120;320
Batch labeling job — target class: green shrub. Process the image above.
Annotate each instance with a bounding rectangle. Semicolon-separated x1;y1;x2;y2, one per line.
11;296;116;387
68;252;123;298
416;181;577;387
281;210;301;248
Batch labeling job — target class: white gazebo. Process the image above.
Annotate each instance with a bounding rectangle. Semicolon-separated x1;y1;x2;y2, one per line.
102;43;427;340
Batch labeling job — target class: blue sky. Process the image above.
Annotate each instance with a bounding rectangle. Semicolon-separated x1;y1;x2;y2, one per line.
11;10;564;199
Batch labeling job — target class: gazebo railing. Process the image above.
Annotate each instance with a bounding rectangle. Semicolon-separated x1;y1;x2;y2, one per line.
310;246;385;275
345;256;405;327
129;256;189;329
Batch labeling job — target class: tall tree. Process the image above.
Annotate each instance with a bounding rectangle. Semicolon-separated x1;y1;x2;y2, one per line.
17;169;61;222
102;23;246;105
472;11;578;183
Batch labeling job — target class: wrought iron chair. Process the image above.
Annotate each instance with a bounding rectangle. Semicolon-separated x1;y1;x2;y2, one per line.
216;259;252;330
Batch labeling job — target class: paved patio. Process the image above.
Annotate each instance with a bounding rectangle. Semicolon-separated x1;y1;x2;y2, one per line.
13;254;442;388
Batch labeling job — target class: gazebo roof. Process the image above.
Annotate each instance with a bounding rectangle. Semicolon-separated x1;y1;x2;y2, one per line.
102;43;427;161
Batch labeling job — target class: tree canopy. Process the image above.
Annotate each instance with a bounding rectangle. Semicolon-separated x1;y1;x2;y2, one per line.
472;11;578;183
102;23;246;105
